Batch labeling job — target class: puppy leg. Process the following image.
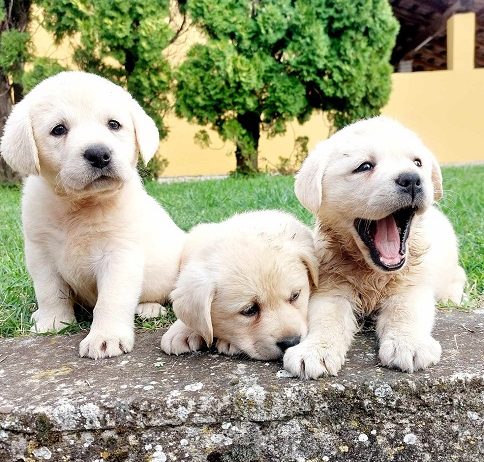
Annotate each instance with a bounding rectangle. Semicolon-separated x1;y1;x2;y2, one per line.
435;265;466;305
26;242;76;332
79;251;142;359
160;319;206;355
283;292;357;379
377;288;441;372
136;302;167;319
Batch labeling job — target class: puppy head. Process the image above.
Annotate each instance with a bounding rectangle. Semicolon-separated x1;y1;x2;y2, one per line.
295;116;443;273
0;71;159;195
171;226;317;360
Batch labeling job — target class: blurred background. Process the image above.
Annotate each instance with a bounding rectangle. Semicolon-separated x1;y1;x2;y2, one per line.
1;0;483;180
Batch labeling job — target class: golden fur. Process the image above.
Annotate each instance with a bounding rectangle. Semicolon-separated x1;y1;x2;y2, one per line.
161;210;318;360
283;117;466;378
315;219;428;316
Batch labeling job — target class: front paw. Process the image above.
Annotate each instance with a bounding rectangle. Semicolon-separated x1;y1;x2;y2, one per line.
379;335;441;372
283;340;346;379
79;328;134;359
136;302;167;319
215;339;241;356
160;321;205;355
31;309;76;333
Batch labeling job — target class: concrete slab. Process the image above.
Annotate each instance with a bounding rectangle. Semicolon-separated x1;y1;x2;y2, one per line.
0;310;483;461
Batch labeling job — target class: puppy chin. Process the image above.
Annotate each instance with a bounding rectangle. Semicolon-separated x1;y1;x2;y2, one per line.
59;168;130;196
84;175;124;192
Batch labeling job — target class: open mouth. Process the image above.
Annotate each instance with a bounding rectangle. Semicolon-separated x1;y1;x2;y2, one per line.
354;207;417;271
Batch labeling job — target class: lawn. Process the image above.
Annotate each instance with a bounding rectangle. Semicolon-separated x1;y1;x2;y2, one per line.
0;165;482;337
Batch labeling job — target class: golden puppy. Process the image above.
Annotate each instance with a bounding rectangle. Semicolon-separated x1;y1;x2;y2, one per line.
160;210;318;360
283;117;466;378
0;72;185;359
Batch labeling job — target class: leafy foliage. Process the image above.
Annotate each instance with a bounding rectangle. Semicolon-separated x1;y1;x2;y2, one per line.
22;57;65;92
0;0;33;86
0;29;31;79
38;0;176;177
176;0;398;172
272;136;309;175
0;1;34;183
137;154;169;182
39;0;173;139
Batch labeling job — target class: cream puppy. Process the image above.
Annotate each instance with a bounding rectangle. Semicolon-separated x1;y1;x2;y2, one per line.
161;210;319;360
283;117;466;378
0;71;185;359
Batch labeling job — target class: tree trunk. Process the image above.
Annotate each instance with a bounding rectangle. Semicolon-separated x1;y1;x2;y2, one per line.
235;112;260;174
0;0;32;184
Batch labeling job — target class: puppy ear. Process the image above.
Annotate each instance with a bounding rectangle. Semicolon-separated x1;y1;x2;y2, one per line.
431;158;443;201
292;231;319;288
295;142;330;214
170;262;215;346
0;100;40;175
130;98;160;164
300;247;319;288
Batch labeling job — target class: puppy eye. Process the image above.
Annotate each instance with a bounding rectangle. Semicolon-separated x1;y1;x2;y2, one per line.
353;162;374;173
414;159;422;167
50;124;68;137
108;120;121;131
240;302;260;317
289;290;301;303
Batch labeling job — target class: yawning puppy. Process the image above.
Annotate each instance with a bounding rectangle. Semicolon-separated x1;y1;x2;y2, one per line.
283;117;466;378
0;72;185;359
160;210;318;360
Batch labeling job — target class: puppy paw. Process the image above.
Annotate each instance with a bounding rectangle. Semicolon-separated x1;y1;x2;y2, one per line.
135;302;167;319
160;321;205;355
379;335;441;372
31;309;76;333
215;339;241;356
283;340;346;379
79;328;134;359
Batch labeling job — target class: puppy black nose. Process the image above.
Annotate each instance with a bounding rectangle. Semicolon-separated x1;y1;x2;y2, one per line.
277;336;301;352
395;172;422;198
83;145;111;169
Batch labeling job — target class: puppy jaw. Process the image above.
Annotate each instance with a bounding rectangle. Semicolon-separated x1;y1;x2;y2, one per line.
297;116;443;273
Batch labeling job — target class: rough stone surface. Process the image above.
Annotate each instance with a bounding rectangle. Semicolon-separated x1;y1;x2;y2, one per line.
0;310;483;462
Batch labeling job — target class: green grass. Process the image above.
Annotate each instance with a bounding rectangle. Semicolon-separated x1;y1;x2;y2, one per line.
0;166;482;337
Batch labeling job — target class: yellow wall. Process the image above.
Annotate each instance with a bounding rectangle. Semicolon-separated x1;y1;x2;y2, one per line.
159;112;332;176
383;68;484;164
383;13;484;165
30;12;484;176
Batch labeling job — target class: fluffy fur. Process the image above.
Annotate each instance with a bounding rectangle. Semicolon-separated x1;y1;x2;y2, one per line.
0;71;185;359
160;210;319;360
283;116;466;378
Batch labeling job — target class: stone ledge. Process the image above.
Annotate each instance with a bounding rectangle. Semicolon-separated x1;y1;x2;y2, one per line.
0;310;483;461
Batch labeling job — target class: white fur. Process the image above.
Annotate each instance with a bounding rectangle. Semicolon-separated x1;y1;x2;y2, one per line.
0;72;185;359
283;117;466;378
161;210;318;360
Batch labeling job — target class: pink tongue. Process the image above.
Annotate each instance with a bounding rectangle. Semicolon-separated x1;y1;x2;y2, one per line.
374;215;401;265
